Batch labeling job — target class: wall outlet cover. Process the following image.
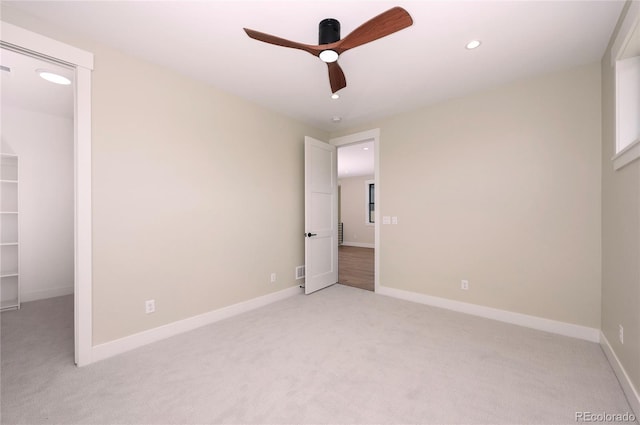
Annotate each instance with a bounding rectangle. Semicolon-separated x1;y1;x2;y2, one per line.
145;299;155;314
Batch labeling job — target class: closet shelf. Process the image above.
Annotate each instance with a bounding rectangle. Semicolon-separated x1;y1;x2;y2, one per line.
0;152;19;311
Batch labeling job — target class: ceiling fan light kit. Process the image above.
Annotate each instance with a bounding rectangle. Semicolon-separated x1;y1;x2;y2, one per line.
244;7;413;94
319;50;339;63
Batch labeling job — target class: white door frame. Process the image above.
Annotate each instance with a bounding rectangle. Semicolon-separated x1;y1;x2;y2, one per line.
330;129;380;292
1;22;94;366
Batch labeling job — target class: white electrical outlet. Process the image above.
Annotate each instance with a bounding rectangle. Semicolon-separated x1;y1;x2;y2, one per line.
145;299;155;314
619;324;624;344
270;273;277;283
461;280;469;290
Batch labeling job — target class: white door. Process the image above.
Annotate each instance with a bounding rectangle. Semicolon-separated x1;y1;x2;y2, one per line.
304;136;338;294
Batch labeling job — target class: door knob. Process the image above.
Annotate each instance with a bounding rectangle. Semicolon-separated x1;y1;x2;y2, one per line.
306;233;317;237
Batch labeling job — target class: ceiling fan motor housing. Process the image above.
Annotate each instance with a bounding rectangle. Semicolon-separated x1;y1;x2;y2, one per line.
319;18;340;44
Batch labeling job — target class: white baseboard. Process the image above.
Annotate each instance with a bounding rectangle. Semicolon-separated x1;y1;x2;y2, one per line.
377;285;600;342
21;285;73;302
600;332;640;417
341;242;375;248
91;285;303;364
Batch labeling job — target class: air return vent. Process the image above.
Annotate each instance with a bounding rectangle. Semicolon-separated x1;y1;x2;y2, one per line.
295;265;305;280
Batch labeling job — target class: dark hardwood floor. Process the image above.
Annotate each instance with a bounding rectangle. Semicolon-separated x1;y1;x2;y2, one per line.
338;245;374;292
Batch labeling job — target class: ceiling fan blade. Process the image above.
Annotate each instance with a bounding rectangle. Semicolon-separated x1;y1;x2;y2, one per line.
243;28;322;57
327;62;346;93
336;7;413;53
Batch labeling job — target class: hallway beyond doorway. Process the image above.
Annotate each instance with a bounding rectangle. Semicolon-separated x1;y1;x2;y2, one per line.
338;246;374;291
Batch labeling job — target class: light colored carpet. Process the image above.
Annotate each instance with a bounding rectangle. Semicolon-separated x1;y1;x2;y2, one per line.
1;285;636;424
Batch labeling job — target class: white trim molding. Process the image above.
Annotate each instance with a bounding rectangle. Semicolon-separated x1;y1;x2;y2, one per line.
1;20;94;367
378;285;600;342
613;137;640;170
611;0;640;64
92;286;303;363
74;63;93;366
600;332;640;417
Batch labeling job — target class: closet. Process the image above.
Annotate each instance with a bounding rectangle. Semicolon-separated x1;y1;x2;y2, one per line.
1;152;20;310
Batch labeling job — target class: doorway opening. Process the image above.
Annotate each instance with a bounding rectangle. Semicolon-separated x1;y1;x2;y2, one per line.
331;129;379;292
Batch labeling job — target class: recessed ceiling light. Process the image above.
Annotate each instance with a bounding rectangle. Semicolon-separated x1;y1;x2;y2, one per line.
331;93;340;100
331;116;342;123
465;40;481;50
363;147;369;151
36;69;71;85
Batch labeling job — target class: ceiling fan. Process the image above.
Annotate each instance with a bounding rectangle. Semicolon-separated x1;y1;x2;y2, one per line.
243;7;413;94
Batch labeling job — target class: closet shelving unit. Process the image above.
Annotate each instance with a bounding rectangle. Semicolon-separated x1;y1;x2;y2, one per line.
1;153;20;310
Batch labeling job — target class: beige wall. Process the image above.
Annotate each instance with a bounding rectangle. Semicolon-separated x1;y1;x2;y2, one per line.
339;175;375;246
90;48;328;344
601;2;640;397
2;8;327;344
333;62;602;328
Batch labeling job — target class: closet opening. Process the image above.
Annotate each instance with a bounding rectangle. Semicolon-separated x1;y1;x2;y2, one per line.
1;47;75;361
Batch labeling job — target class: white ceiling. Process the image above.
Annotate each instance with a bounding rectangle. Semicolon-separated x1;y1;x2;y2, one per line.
2;1;625;132
0;48;73;118
338;140;374;179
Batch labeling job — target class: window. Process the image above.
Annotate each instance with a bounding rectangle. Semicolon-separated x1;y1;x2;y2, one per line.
365;180;374;224
612;2;640;170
